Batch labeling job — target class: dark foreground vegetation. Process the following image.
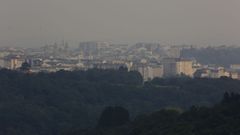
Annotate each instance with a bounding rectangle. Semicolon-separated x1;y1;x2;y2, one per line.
70;93;240;135
0;69;240;135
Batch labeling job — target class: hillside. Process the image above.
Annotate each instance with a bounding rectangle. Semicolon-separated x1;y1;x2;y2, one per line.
0;69;239;134
181;46;240;67
69;93;240;135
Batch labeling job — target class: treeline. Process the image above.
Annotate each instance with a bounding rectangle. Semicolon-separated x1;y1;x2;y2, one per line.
181;46;240;67
0;69;240;134
69;93;240;135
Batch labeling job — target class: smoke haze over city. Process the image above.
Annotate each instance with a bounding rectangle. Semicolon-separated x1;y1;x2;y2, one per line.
3;1;240;135
1;0;240;47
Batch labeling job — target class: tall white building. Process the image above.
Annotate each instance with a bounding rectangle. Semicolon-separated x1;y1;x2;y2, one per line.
162;58;195;77
176;59;194;77
133;64;163;81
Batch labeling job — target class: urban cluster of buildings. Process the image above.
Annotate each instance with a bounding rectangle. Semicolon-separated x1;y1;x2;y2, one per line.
0;42;240;81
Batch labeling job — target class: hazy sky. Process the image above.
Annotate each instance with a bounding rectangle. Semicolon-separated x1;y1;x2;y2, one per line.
1;0;240;47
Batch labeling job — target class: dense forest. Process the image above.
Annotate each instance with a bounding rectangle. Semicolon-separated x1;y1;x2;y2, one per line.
70;93;240;135
181;46;240;67
0;69;240;135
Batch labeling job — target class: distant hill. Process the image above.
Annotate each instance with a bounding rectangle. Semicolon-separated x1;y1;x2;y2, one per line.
181;46;240;67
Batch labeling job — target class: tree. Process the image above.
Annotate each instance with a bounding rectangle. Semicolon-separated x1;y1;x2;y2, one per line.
119;66;128;72
20;62;31;72
97;106;130;128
